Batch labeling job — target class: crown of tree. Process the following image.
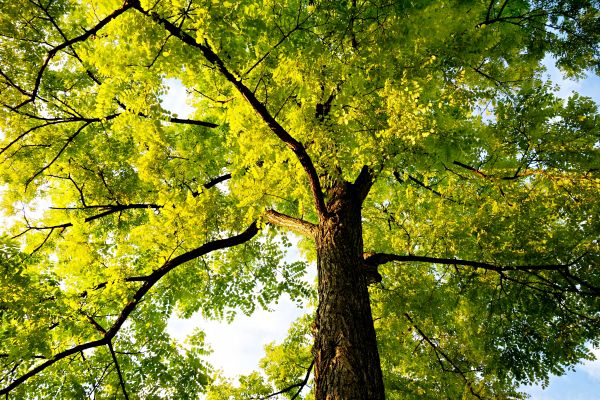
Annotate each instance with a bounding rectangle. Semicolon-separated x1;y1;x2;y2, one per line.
1;0;599;398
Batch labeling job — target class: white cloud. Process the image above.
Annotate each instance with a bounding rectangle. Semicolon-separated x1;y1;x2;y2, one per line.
168;294;308;377
581;347;600;380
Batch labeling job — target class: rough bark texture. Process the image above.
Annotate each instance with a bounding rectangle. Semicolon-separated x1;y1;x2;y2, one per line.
313;182;385;400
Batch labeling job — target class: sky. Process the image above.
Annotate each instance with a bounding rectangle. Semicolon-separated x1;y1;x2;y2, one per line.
160;64;600;399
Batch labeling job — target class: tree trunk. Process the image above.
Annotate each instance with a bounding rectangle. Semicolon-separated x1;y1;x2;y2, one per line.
313;182;385;400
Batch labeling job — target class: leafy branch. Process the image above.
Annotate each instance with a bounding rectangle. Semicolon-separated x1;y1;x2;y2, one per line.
136;5;330;220
363;252;588;273
13;203;163;239
0;221;260;396
11;2;135;110
365;252;600;296
403;313;485;400
258;359;314;400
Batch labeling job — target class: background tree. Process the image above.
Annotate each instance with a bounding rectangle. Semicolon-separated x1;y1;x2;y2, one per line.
1;0;599;398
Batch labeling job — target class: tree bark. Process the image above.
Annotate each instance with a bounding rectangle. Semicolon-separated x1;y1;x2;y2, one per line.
313;182;385;400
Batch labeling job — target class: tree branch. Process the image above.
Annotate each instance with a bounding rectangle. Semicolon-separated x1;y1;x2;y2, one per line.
15;168;231;252
265;210;316;237
137;7;329;219
13;2;135;109
363;252;587;273
168;117;218;128
203;173;232;190
393;170;460;204
13;203;162;239
353;165;375;203
0;221;260;395
25;121;91;187
404;313;484;400
108;342;130;400
259;359;314;400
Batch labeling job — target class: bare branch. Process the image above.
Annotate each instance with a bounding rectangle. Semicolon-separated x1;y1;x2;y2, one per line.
265;210;316;237
108;342;130;400
259;359;314;400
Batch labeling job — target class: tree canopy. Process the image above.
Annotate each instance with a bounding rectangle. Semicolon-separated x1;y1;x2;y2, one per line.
1;0;599;399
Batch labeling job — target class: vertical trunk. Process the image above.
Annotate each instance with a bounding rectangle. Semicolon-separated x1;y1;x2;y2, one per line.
313;183;385;400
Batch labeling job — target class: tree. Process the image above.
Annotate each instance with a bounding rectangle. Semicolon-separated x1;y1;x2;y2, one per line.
1;0;599;398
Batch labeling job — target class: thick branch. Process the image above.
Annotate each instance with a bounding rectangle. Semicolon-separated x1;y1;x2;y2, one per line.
0;222;260;395
265;210;316;237
353;165;375;203
203;173;232;190
363;252;584;273
167;117;218;128
137;7;328;219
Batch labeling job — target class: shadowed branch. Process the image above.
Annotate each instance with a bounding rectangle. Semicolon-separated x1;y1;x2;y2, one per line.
404;313;485;400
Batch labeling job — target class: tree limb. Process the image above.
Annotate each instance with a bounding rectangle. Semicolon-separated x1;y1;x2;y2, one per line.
203;173;232;190
108;342;130;400
0;221;260;395
13;203;162;239
168;117;218;128
265;210;316;237
259;359;314;400
25;121;91;187
137;6;329;220
404;313;484;400
13;2;135;109
353;165;375;203
363;252;586;273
